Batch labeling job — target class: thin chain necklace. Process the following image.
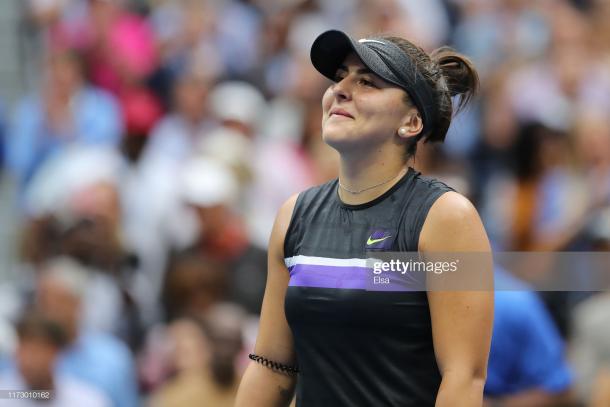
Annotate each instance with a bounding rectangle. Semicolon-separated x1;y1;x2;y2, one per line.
339;166;407;195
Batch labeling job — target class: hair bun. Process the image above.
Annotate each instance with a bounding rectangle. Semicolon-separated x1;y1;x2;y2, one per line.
430;46;479;112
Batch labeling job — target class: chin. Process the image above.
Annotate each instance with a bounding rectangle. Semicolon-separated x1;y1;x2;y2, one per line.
323;125;377;153
321;128;352;151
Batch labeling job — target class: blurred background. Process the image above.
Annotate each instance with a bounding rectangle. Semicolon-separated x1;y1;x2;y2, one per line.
0;0;609;406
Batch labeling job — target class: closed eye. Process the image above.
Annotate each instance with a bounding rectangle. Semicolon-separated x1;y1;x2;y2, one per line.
332;66;379;88
358;77;377;87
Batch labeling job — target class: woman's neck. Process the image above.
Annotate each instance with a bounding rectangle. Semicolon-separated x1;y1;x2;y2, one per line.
337;151;411;205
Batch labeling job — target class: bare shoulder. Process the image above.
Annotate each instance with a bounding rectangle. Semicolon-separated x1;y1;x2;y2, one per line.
269;193;300;259
276;193;299;230
419;191;490;252
426;191;478;224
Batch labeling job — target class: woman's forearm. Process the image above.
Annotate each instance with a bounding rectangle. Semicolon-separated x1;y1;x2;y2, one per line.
435;372;486;407
235;362;297;407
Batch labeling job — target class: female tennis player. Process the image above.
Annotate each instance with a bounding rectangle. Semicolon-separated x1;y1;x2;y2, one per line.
236;29;493;406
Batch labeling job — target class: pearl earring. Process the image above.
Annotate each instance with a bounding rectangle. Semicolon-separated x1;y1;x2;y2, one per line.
399;128;407;136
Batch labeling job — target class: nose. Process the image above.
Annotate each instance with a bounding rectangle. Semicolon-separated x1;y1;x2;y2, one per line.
331;77;352;101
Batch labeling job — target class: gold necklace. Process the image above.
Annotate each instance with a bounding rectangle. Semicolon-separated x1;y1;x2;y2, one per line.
338;167;407;194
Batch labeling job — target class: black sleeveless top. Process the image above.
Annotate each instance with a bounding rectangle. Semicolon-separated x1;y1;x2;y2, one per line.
284;167;454;406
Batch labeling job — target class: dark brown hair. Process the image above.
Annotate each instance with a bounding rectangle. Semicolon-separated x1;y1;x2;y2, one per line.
381;36;479;157
16;310;68;348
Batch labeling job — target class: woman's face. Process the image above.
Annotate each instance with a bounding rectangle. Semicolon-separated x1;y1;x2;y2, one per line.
321;53;415;152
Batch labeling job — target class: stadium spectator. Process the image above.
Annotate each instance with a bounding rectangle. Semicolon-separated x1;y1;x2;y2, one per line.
0;310;110;407
5;49;122;195
485;268;574;406
35;257;139;407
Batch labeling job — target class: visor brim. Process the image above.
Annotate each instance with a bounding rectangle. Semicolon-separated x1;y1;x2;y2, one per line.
310;30;397;87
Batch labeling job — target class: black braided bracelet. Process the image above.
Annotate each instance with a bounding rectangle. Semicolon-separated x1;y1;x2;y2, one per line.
248;353;299;374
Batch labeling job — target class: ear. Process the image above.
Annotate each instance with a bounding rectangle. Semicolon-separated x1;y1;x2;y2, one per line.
397;110;423;140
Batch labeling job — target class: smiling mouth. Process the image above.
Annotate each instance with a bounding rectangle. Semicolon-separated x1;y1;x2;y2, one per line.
329;110;354;119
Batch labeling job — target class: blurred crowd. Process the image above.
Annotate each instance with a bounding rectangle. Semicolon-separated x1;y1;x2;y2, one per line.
0;0;609;405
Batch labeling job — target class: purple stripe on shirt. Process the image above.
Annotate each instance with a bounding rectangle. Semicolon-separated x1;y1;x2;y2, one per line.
288;263;423;291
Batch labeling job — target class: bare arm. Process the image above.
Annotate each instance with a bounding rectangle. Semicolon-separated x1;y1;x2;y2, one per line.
590;368;610;407
419;192;494;407
235;195;299;407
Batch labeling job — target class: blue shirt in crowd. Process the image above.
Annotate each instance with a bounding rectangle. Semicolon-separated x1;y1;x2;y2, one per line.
4;86;122;192
485;268;573;395
57;331;139;407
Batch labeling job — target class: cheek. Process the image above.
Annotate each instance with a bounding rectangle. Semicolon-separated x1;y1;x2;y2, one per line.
373;99;408;129
321;87;334;114
357;97;401;127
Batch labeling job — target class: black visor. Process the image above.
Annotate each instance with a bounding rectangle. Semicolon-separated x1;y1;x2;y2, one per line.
310;30;437;136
